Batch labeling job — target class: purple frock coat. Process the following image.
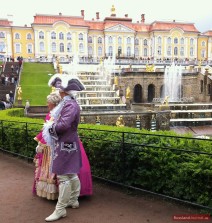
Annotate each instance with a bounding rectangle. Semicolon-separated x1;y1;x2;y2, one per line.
50;97;82;175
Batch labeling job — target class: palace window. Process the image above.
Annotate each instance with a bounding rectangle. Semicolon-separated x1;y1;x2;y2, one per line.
144;48;148;57
180;47;184;56
127;37;131;44
0;42;5;52
88;46;93;56
51;32;56;39
79;43;84;52
201;49;206;58
51;42;56;52
135;38;139;45
190;38;194;45
88;36;92;43
15;33;20;39
39;42;45;52
15;43;21;53
202;41;206;47
174;38;178;44
98;37;102;44
174;47;178;56
67;43;72;52
143;39;148;46
158;46;162;55
27;44;33;53
60;43;64;52
109;36;113;44
59;32;64;40
118;37;122;44
98;47;102;56
79;33;83;41
167;37;171;44
0;32;5;38
27;33;32;40
158;37;162;44
167;46;171;56
190;47;194;56
67;32;72;40
135;47;139;57
180;38;184;44
127;47;131;56
108;46;113;56
39;31;44;39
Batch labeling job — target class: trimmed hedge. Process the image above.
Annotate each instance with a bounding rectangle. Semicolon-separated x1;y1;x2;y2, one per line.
0;109;211;208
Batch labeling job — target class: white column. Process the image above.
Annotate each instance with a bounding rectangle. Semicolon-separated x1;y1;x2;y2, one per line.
34;30;39;58
113;36;116;56
131;35;134;56
84;32;88;57
93;36;97;58
105;35;108;55
140;38;143;57
185;37;188;58
6;32;12;56
72;32;77;55
164;36;167;57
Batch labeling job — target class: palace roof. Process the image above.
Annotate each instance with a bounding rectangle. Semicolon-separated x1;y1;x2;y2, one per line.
32;14;200;33
0;19;12;27
203;30;212;36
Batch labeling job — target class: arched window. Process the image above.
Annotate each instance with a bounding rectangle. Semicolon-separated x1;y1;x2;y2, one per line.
167;46;171;56
15;43;21;53
190;38;194;45
127;47;131;56
27;44;32;53
98;47;102;56
148;84;155;102
167;37;171;44
190;47;194;56
39;31;44;39
88;36;92;43
118;46;122;56
158;37;162;44
143;39;148;46
202;41;206;47
135;47;139;57
51;32;56;39
109;36;113;44
200;80;203;93
59;32;64;40
60;43;64;52
67;32;72;40
144;48;148;56
174;38;178;44
134;84;142;103
79;33;83;41
180;47;184;56
67;43;72;52
39;42;45;51
174;47;178;56
158;46;162;55
118;37;122;44
108;46;113;56
27;33;32;40
135;38;139;45
15;33;20;39
127;37;131;44
180;38;184;44
0;32;5;38
79;43;84;52
51;42;56;52
98;37;102;44
0;42;5;52
201;50;206;58
88;46;92;55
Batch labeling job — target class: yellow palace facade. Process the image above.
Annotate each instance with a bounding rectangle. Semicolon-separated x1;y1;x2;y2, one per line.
0;8;212;63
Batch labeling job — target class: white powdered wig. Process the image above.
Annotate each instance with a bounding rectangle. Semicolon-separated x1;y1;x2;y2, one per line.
48;73;62;87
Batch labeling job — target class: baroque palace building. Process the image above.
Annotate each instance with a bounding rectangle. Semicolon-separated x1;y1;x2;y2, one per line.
0;6;212;62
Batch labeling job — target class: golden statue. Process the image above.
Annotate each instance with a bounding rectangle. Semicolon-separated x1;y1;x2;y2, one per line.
126;86;130;99
59;65;63;74
162;96;169;106
146;64;155;72
51;86;56;93
116;115;125;127
114;76;118;85
111;5;116;15
17;85;22;100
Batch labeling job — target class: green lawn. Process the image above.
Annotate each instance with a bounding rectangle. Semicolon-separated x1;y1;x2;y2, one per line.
18;63;55;105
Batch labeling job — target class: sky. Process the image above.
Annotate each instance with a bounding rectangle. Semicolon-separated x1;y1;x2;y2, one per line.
1;0;212;32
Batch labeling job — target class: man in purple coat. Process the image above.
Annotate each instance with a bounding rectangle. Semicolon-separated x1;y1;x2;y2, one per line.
44;74;85;222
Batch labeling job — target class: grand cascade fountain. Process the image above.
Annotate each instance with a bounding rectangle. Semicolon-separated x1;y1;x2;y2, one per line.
28;58;212;136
